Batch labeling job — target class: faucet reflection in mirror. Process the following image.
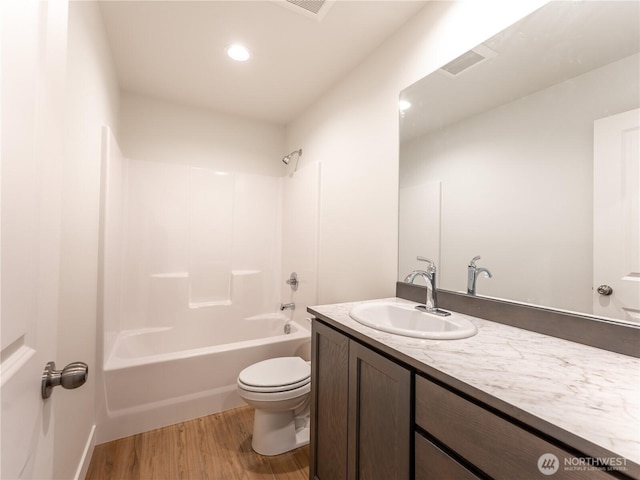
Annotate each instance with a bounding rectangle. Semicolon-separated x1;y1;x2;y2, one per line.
404;256;451;317
467;256;492;296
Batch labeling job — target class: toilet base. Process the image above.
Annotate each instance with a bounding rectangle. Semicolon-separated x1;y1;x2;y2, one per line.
251;408;310;456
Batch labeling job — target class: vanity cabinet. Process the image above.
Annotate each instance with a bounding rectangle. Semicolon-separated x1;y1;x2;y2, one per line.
310;314;630;480
310;320;411;480
414;432;481;480
415;375;616;480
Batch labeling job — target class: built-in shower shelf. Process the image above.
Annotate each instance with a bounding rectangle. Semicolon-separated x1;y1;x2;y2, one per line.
151;272;189;279
231;269;261;276
189;299;232;309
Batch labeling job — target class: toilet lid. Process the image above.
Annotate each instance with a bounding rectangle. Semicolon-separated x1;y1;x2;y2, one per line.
238;357;310;388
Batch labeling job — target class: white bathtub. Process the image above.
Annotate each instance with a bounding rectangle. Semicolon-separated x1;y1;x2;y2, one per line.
99;313;311;442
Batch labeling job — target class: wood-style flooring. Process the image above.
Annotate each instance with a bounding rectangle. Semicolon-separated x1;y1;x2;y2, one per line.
86;406;309;480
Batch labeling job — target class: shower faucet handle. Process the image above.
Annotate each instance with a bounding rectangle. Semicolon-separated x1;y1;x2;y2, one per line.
286;272;299;291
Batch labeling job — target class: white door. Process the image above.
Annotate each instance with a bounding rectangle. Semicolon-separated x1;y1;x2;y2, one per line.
1;1;68;477
593;108;640;322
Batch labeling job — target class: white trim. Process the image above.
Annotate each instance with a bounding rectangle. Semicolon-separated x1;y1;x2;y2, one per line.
74;424;96;480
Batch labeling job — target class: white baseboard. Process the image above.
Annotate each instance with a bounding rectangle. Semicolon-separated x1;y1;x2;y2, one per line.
74;424;96;480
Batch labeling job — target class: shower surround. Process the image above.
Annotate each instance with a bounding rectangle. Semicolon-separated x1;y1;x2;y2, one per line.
97;127;317;442
123;157;282;328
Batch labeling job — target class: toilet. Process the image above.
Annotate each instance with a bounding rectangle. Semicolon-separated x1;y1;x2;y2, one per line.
237;356;311;456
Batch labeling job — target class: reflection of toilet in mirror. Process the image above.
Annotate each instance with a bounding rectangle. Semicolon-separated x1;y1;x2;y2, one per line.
237;356;311;456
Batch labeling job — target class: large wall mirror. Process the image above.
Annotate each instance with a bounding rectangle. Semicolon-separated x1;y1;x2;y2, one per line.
399;1;639;324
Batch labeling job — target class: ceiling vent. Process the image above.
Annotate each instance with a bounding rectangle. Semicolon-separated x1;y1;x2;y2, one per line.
286;0;326;15
275;0;335;20
440;44;498;76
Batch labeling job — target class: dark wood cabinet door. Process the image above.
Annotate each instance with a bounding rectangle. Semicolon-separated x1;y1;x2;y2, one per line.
348;341;411;480
310;320;349;480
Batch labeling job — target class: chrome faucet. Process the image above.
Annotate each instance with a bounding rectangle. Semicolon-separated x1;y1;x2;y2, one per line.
280;302;295;311
467;256;492;295
404;256;450;316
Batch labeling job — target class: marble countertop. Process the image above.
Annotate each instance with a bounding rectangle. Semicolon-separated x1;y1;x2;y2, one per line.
308;297;640;468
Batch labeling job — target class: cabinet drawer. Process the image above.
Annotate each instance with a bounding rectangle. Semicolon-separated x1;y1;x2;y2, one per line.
415;375;614;479
415;432;481;480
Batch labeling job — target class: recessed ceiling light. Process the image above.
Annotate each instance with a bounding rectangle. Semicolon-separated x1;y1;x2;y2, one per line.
226;44;251;62
399;100;411;112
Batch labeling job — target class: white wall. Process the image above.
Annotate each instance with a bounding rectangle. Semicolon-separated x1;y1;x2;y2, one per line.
119;92;286;176
281;162;321;336
100;127;127;363
60;2;119;478
286;0;549;304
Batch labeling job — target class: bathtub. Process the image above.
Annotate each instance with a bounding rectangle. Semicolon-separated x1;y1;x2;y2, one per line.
99;313;310;442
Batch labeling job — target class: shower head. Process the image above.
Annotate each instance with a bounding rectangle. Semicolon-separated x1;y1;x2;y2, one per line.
282;149;302;165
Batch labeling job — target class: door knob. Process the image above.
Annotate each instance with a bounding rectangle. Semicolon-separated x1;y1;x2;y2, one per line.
597;285;613;296
41;361;89;399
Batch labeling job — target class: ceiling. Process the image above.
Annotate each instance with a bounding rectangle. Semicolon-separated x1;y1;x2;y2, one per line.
399;0;640;141
99;0;429;125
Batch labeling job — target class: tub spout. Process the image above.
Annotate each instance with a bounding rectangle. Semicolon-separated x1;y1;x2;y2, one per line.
280;302;295;311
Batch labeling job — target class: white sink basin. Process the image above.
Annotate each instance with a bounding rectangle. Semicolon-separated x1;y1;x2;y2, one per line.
349;302;478;340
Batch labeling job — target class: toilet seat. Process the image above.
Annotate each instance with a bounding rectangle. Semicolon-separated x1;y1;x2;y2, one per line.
238;381;311;403
238;376;310;393
238;357;310;393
